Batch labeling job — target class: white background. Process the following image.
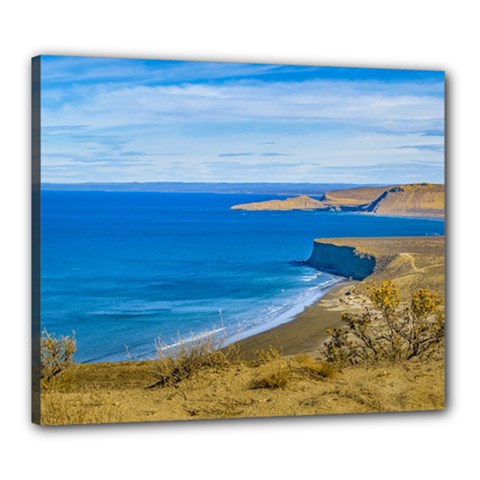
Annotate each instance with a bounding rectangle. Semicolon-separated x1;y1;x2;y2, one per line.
1;1;477;478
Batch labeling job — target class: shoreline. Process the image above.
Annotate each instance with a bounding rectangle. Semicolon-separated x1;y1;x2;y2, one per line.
82;275;346;364
234;235;445;359
224;275;346;345
233;280;357;359
66;280;358;366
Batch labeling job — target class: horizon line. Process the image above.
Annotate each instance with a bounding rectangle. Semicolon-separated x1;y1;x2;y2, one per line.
40;181;443;186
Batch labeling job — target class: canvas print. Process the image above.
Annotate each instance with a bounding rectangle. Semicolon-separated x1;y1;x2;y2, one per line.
32;56;445;425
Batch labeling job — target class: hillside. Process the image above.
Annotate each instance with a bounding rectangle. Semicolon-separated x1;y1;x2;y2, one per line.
41;357;444;424
365;184;444;217
231;183;444;217
324;185;390;206
231;195;327;211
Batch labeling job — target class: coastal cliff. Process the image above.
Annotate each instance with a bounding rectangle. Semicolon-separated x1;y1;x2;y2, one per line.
306;240;375;280
306;236;445;294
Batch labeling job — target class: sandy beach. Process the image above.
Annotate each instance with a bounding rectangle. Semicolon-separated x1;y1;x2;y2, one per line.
235;281;355;359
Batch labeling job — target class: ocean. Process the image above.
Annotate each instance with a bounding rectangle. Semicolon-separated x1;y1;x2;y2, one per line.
41;191;445;363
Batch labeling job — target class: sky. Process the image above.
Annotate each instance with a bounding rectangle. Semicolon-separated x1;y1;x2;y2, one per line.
40;56;445;184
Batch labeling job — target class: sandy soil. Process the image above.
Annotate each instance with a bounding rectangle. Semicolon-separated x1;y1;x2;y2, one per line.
41;357;444;425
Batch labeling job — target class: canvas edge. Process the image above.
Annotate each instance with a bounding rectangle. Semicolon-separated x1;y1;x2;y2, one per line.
32;55;41;425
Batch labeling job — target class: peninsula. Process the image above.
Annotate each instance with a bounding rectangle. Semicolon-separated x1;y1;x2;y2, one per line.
231;183;444;218
231;195;327;211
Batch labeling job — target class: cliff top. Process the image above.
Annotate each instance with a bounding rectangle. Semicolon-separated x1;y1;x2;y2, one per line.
313;236;445;257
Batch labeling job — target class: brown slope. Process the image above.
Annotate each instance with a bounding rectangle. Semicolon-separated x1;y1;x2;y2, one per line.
324;185;391;206
231;195;326;211
367;184;444;217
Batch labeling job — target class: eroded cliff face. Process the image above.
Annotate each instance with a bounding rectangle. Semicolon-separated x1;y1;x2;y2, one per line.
306;241;376;280
366;184;444;217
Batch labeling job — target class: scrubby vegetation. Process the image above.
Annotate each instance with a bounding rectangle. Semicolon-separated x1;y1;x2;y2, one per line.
40;329;76;388
254;345;283;364
250;353;336;390
250;363;290;389
323;281;444;365
292;354;336;380
40;346;443;424
152;334;240;388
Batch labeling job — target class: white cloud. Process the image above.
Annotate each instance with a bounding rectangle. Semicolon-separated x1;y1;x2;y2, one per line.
40;63;444;183
42;79;443;130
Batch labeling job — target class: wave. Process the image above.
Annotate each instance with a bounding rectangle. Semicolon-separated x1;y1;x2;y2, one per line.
156;326;228;352
89;300;172;318
223;274;345;345
82;275;343;363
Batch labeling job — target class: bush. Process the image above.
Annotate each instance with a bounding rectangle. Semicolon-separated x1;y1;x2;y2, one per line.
152;333;239;388
250;364;290;389
255;345;282;365
250;349;336;390
40;329;76;386
323;281;444;365
293;354;337;379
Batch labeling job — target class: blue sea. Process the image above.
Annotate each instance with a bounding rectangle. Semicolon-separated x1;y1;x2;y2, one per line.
41;191;445;363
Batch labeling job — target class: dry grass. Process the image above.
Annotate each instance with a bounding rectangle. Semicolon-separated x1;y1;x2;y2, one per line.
250;353;337;390
292;354;337;379
250;361;290;389
40;352;444;425
254;345;283;364
38;347;442;424
41;392;123;425
151;334;240;388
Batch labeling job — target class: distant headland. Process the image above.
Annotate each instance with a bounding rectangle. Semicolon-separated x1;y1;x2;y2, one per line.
231;183;444;218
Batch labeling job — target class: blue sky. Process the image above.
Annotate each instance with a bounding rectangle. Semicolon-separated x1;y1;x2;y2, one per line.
40;56;444;184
